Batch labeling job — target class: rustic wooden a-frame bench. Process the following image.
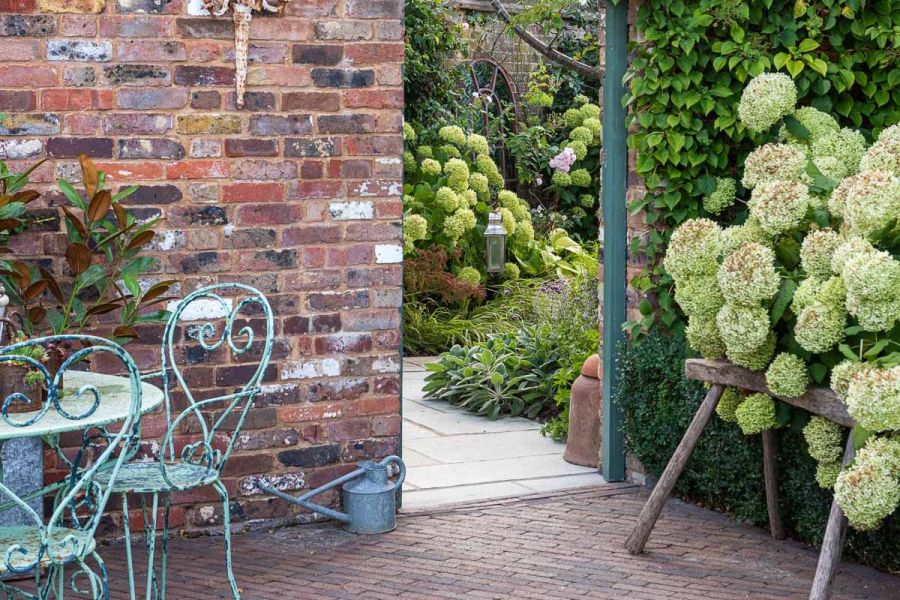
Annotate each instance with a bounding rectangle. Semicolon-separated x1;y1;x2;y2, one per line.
624;358;856;600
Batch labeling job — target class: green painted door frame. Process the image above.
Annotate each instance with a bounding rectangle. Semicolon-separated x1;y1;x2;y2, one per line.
601;0;628;482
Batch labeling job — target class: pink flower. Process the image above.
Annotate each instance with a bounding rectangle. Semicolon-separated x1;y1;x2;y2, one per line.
549;147;576;173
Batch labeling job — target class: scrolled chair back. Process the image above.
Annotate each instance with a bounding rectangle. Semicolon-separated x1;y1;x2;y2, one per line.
155;283;274;490
0;334;142;581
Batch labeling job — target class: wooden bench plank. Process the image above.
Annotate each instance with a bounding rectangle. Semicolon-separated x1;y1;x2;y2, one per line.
685;359;854;428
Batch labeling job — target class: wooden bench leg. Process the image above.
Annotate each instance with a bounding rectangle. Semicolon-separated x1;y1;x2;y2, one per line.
625;384;725;554
762;429;786;540
809;437;856;600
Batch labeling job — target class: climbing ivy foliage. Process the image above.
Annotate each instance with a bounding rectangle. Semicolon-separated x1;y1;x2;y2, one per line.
624;0;900;333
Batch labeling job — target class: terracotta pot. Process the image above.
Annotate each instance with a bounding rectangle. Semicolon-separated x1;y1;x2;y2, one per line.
563;354;603;468
0;363;42;414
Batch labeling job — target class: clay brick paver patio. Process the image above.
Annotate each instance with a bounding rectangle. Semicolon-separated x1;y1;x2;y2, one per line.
100;484;899;599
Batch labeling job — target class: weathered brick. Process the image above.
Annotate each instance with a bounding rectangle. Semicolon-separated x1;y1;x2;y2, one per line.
118;138;185;160
95;161;163;180
0;113;61;136
0;139;42;160
329;200;372;221
117;88;189;110
307;290;368;310
189;139;221;158
232;159;296;181
58;15;98;37
277;444;340;468
343;89;403;109
224;43;286;65
0;90;35;111
291;44;342;65
228;91;275;112
282;224;340;245
175;17;233;39
103;113;172;135
166;160;228;179
311;68;374;88
282;91;340;112
176;114;242;135
100;15;171;37
115;0;181;13
177;250;229;274
314;21;370;41
117;40;186;62
0;65;58;87
314;333;372;354
124;184;183;205
174;65;234;86
235;203;302;226
0;0;36;10
284;137;337;158
0;15;56;37
63;66;96;87
0;40;39;61
225;227;275;249
222;182;282;203
48;40;112;62
103;64;169;86
224;139;278;158
190;90;221;109
345;0;401;17
249;114;311;135
47;137;113;158
237;249;299;270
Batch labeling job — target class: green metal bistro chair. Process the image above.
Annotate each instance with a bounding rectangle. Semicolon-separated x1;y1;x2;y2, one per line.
96;284;274;600
0;334;144;600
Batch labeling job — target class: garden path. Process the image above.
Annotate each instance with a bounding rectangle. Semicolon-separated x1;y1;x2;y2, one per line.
401;357;603;508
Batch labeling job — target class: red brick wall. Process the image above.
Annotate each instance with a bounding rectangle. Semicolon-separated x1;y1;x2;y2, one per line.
0;0;404;531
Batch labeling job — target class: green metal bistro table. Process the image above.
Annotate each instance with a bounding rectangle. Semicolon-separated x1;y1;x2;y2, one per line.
0;371;164;526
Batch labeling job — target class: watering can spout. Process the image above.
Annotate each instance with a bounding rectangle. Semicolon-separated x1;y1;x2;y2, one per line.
257;455;405;534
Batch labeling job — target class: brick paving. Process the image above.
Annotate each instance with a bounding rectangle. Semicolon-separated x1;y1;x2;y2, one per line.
94;484;899;599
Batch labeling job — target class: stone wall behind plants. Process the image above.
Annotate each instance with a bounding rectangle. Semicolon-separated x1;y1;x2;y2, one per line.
0;0;403;532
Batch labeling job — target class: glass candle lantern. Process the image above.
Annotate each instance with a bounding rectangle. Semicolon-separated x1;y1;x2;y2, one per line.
484;211;507;274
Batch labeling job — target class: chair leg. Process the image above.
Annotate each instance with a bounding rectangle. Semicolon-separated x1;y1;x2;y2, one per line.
90;551;109;600
142;493;160;600
158;494;171;600
213;480;240;600
122;494;137;600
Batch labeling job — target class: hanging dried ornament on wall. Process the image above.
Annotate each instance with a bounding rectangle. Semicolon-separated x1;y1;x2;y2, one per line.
201;0;289;108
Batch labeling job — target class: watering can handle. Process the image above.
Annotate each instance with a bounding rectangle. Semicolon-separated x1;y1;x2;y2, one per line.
380;455;405;489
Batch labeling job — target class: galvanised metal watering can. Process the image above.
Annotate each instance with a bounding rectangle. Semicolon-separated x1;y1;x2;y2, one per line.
258;455;406;534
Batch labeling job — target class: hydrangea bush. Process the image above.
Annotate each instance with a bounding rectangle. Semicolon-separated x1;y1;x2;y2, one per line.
665;73;900;532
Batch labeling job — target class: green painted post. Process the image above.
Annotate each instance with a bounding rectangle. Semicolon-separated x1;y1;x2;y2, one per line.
601;0;628;482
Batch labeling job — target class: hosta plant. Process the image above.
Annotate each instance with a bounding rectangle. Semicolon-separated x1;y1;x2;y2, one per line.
664;72;900;532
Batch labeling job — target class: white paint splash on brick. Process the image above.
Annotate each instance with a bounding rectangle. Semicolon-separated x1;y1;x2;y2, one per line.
168;297;233;321
153;230;184;251
282;358;341;380
375;244;403;264
373;356;399;373
0;139;41;160
329;201;373;220
187;0;210;15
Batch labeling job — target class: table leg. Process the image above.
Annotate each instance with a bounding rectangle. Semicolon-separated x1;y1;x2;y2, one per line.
809;436;855;600
762;429;786;540
625;384;725;554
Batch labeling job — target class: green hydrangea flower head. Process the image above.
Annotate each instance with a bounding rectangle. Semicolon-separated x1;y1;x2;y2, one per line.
795;302;845;353
421;158;442;177
792;277;822;315
846;366;900;432
720;217;772;256
818;276;847;310
859;437;900;474
443;208;477;242
831;237;875;276
567;140;588;160
511;220;534;244
403;213;428;242
879;123;900;143
664;218;722;281
570;126;593;145
742;143;808;189
831;360;863;400
404;150;417;174
462;189;478;207
475;154;504;187
832;170;900;239
440;144;461;159
582;117;602;143
859;137;900;177
563;108;584;128
727;331;776;371
435;187;460;212
403;122;416;142
749;179;810;236
417;145;433;159
503;262;520;280
813;156;849;182
469;173;490;201
499;207;516;235
580;103;601;120
735;393;779;435
553;170;572;186
811;128;867;176
781;106;839;144
686;315;726;359
803;416;843;463
716;387;744;422
466;133;490;156
846;293;900;333
438;125;467;147
801;229;842;280
457;266;481;286
816;462;842;489
570;169;592;187
766;353;809;398
843;249;900;302
580;194;595;208
444;158;470;193
738;72;798;132
717;303;771;355
835;437;900;530
573;94;591;106
717;242;780;305
498;190;519;210
675;275;725;318
703;177;737;215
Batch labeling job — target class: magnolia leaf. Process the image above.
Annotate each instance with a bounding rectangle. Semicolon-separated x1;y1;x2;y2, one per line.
39;268;64;303
126;230;154;252
23;280;47;302
113;325;140;340
27;306;46;326
79;154;99;198
0;219;21;233
65;243;92;275
139;280;177;306
87;189;112;223
77;264;105;289
61;206;88;239
11;190;40;204
85;302;121;317
112;202;128;229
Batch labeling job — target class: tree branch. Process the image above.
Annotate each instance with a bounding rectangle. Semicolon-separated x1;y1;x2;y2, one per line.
488;0;602;81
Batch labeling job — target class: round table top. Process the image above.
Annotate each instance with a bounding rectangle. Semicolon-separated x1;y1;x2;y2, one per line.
0;371;164;440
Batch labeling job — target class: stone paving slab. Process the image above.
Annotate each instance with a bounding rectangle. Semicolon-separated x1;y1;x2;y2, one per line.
96;484;900;599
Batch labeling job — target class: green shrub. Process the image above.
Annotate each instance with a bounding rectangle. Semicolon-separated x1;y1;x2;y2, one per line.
616;328;900;572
